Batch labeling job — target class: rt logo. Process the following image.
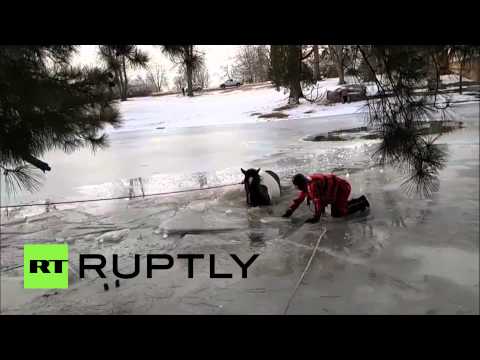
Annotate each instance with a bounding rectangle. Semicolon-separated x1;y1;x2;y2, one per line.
24;244;69;289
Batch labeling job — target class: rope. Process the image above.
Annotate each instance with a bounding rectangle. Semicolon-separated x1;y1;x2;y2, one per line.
1;264;24;272
0;182;242;209
283;227;327;315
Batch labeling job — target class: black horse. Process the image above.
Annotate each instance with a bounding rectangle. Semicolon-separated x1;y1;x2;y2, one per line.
241;168;281;207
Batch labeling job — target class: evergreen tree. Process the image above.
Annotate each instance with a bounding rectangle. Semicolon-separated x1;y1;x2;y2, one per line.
98;45;149;101
0;46;121;195
270;45;315;104
286;45;303;104
162;45;204;97
354;45;480;197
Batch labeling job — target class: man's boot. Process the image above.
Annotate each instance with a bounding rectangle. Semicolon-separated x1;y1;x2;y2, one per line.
347;197;363;207
347;196;370;215
359;195;370;208
348;195;370;207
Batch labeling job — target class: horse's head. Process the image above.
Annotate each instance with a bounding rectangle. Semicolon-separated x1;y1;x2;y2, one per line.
241;168;261;206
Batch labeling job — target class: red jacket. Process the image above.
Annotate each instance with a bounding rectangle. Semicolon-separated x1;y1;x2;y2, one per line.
289;173;346;217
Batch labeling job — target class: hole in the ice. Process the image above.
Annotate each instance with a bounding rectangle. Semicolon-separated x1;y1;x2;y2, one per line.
258;112;289;119
248;232;265;246
303;126;378;142
303;121;464;142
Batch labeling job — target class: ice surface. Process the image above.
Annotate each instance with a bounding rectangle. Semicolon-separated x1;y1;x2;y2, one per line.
1;88;478;314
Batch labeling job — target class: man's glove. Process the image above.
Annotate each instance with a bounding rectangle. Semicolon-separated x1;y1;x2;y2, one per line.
282;209;293;218
305;216;320;224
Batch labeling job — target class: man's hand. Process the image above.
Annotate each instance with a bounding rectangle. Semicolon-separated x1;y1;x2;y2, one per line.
305;216;320;224
282;209;293;218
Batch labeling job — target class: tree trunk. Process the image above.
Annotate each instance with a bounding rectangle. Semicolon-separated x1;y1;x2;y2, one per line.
186;64;193;96
336;59;345;84
313;45;321;81
113;70;123;100
459;59;464;94
331;45;346;85
287;45;303;104
109;60;123;100
437;48;450;75
121;57;128;101
186;46;194;97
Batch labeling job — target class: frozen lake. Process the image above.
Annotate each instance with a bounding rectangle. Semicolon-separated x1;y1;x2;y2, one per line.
0;96;478;315
1;92;368;209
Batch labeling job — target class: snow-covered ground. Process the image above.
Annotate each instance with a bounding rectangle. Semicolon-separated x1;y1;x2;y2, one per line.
115;79;371;132
117;76;477;132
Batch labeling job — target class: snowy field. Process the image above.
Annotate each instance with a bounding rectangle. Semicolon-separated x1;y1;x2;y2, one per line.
115;79;370;132
0;78;478;315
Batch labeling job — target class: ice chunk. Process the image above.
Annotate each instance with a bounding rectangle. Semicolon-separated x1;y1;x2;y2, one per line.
96;229;130;243
153;227;169;238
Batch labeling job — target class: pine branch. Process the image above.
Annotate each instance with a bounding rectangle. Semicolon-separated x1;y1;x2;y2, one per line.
21;155;51;172
1;164;44;196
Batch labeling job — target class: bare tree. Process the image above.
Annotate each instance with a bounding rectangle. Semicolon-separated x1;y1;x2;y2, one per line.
146;63;168;92
173;71;185;92
193;66;209;89
221;64;232;80
229;45;270;84
127;75;153;97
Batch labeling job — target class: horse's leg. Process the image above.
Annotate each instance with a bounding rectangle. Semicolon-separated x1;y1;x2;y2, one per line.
258;185;271;206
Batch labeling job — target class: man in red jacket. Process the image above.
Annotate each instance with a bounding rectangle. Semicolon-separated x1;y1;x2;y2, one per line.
282;173;370;223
